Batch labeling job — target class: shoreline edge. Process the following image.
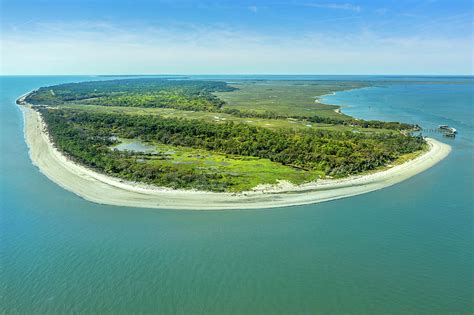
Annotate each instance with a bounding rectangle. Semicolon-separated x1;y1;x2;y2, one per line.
18;92;452;210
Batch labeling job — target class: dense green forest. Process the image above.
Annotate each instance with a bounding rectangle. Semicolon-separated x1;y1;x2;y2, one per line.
221;107;417;130
39;108;425;191
26;78;418;131
26;78;426;192
26;79;235;111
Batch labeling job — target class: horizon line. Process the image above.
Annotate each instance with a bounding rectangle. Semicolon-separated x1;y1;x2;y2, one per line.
1;74;473;77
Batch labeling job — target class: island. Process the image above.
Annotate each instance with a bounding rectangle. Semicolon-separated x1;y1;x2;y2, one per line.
17;78;451;210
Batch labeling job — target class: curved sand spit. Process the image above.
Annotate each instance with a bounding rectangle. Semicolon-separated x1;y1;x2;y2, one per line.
19;96;451;210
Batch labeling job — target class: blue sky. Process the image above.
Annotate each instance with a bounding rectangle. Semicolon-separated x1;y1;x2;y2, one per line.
1;0;472;74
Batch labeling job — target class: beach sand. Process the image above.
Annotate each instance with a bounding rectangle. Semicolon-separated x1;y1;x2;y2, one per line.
20;101;451;210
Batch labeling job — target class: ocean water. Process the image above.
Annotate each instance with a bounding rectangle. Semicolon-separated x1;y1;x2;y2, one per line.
1;76;473;314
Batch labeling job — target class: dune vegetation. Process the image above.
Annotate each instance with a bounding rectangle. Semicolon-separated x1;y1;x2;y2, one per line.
25;78;426;192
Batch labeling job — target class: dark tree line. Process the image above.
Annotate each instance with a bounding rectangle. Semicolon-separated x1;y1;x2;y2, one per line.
221;108;418;131
27;78;418;131
40;109;425;187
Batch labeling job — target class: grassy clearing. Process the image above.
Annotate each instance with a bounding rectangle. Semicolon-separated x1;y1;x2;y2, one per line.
112;139;323;192
35;78;424;192
59;104;395;134
111;137;425;191
214;81;366;118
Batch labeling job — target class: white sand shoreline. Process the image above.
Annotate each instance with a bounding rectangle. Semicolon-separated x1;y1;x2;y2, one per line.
18;93;451;210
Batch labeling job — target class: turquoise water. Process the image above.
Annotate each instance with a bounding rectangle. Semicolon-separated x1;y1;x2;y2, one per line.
1;76;473;314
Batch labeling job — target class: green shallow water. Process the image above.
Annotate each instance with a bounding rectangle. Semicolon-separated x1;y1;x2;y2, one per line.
1;76;473;314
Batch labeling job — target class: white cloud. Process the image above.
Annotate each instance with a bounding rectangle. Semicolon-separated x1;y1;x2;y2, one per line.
0;21;471;75
374;8;388;15
248;5;258;13
305;2;361;12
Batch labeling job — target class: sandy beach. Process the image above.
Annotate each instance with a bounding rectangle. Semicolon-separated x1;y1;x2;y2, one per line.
19;96;451;210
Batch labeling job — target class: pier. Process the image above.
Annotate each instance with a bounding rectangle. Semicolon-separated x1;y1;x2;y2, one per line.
418;125;458;138
438;125;457;137
421;125;458;137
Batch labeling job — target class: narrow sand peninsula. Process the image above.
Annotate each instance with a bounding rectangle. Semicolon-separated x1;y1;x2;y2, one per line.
19;97;451;210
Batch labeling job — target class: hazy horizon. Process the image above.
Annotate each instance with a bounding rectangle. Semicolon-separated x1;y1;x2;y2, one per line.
1;74;473;76
1;0;472;75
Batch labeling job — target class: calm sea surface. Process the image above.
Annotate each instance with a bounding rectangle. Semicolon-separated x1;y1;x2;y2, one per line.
1;76;473;314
